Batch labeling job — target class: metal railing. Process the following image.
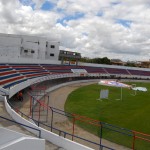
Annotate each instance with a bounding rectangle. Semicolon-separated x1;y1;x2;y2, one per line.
0;115;41;138
8;97;113;150
28;93;150;150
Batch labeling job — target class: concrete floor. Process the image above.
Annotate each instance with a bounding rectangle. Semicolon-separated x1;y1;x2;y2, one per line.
0;101;62;150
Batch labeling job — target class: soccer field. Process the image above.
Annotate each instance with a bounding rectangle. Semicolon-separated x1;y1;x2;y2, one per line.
65;81;150;149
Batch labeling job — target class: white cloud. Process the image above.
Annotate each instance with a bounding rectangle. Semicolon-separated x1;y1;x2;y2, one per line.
0;0;60;35
0;0;150;61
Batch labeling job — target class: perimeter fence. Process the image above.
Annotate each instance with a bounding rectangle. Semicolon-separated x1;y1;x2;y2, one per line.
26;90;150;150
8;79;150;150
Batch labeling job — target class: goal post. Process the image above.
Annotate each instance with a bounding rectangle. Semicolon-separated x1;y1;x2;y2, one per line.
97;89;109;100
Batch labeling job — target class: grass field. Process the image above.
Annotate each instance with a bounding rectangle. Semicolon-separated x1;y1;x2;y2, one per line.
65;81;150;149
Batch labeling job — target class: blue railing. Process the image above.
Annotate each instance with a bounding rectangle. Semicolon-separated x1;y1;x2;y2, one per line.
0;115;41;138
9;86;150;149
37;120;115;150
29;93;135;149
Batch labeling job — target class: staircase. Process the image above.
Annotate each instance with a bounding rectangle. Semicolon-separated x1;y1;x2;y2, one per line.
0;127;45;150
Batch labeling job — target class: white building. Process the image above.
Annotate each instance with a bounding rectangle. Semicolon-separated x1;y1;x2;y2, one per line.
0;33;60;64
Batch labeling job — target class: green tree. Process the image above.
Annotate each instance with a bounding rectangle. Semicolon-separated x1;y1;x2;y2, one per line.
125;62;136;67
80;56;111;65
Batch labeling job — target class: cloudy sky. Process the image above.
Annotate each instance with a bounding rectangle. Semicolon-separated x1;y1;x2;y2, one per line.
0;0;150;61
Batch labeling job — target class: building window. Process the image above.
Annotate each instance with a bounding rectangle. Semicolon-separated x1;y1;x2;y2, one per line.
50;53;54;56
24;50;28;53
51;45;55;48
31;50;35;53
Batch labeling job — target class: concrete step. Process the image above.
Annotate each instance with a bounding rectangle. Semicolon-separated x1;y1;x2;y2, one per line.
0;137;45;150
0;102;61;150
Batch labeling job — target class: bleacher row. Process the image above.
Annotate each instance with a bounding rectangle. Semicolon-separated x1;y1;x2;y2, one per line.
0;64;150;89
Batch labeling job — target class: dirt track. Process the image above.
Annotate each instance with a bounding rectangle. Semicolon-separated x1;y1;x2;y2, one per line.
10;80;131;150
46;81;130;150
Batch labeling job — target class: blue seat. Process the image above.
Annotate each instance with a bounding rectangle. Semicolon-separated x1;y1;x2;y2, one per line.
3;79;27;89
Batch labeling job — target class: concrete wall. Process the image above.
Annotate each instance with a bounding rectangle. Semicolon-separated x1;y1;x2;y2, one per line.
9;78;34;98
45;41;60;61
45;79;99;93
8;74;79;98
0;33;60;62
0;35;21;58
0;56;61;64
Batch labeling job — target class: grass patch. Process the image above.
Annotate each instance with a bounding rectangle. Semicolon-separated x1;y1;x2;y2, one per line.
65;82;150;149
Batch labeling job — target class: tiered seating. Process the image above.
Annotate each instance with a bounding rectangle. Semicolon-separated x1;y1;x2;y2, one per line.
104;68;129;75
1;64;83;89
0;64;17;77
9;64;50;79
128;69;150;76
0;64;50;89
3;78;27;89
41;64;82;74
1;63;150;89
81;66;107;74
0;64;25;88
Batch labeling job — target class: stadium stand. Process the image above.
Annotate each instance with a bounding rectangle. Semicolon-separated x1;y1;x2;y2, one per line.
1;63;150;89
104;68;130;75
1;63;150;150
41;64;82;74
128;69;150;76
0;66;26;88
81;66;107;74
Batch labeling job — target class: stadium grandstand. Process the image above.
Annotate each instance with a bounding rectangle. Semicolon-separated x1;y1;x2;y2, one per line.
0;33;150;150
